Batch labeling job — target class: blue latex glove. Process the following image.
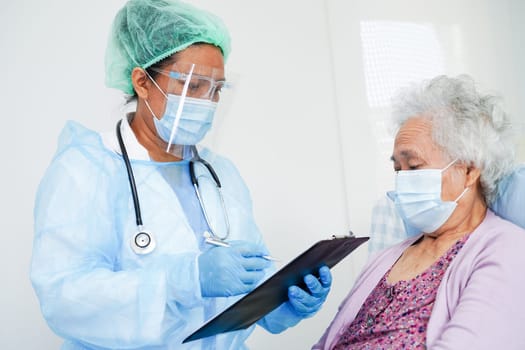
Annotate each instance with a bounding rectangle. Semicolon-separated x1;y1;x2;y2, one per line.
259;266;332;333
198;240;271;297
288;265;332;316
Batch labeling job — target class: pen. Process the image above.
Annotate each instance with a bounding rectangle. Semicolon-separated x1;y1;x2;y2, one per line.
261;255;280;262
205;236;280;261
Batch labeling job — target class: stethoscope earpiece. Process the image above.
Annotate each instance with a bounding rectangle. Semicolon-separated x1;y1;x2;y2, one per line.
131;230;156;255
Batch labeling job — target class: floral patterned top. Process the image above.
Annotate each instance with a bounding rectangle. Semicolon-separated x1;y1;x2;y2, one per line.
332;234;470;350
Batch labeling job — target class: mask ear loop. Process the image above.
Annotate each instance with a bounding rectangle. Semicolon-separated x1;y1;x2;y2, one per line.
143;69;167;120
454;187;469;203
143;66;195;151
442;158;469;203
145;69;168;99
441;158;459;172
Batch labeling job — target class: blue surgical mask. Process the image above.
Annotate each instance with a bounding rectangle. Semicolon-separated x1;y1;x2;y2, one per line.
153;94;216;145
144;73;217;145
387;159;469;235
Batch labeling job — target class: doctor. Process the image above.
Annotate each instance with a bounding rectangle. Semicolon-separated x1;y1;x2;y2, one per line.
30;0;331;349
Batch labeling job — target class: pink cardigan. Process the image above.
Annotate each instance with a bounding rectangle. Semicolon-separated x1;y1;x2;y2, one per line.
313;210;525;350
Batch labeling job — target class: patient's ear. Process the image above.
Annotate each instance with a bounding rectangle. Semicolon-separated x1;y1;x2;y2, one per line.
465;166;481;187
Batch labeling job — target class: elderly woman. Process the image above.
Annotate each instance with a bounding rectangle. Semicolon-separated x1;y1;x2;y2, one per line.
30;0;331;349
314;75;525;349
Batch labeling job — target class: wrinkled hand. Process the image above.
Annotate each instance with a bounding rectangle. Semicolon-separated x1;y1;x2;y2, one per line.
287;265;332;317
198;240;271;297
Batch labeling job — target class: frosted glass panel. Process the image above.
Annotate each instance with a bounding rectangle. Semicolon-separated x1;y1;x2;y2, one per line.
361;21;445;108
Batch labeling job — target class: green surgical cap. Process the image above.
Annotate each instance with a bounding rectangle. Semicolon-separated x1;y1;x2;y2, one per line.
105;0;231;95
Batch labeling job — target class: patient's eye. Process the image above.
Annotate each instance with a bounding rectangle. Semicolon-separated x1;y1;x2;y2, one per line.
408;164;422;170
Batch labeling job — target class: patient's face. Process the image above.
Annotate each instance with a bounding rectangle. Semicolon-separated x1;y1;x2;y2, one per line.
391;116;465;202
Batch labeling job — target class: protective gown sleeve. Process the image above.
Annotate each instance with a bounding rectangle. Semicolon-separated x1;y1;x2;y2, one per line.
256;301;303;333
30;127;202;348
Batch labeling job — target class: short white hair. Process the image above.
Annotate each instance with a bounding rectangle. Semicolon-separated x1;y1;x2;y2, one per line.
391;74;516;204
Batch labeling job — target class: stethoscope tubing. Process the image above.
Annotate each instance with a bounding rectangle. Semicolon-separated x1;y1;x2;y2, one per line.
189;152;222;188
188;145;230;241
116;120;143;227
116;119;230;254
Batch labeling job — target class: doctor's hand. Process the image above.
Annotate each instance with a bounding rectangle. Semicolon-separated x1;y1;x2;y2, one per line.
287;265;332;317
257;265;332;333
198;240;271;297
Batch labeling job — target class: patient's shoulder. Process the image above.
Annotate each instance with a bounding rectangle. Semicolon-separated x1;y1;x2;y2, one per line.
466;210;525;259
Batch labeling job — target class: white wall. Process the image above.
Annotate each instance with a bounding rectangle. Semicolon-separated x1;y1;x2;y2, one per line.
2;0;523;349
1;1;124;348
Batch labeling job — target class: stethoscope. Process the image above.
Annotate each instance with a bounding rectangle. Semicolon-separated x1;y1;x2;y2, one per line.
116;119;230;255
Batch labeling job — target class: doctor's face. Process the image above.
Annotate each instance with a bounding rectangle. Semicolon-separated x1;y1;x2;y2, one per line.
145;44;225;118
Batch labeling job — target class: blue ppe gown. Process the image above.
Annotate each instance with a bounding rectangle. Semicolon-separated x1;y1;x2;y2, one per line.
30;119;274;349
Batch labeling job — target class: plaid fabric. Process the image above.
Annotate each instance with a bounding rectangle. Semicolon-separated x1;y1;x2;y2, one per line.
368;195;412;254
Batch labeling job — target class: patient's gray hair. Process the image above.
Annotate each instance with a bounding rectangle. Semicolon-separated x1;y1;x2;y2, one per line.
391;74;515;204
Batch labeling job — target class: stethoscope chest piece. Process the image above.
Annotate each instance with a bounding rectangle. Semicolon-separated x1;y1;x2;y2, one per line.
131;229;156;255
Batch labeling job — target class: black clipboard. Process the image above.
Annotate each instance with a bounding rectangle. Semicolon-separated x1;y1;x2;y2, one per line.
183;234;369;343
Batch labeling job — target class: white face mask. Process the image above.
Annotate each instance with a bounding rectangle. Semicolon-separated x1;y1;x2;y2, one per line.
387;159;469;234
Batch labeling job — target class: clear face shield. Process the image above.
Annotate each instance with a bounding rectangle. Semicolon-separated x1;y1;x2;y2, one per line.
147;62;235;159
